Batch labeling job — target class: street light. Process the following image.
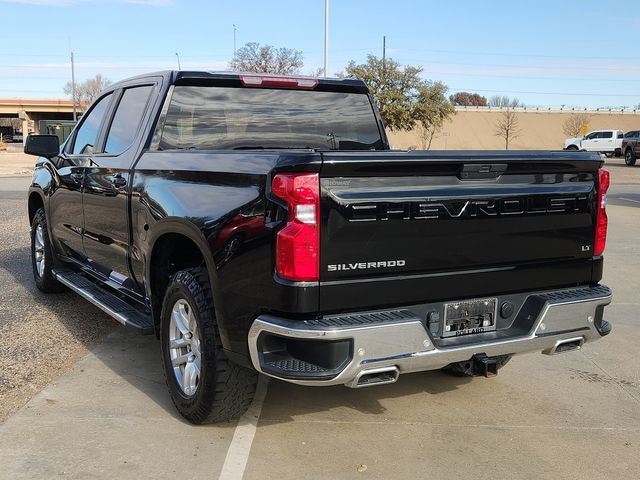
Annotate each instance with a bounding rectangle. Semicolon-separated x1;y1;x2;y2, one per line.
323;0;329;77
233;24;237;57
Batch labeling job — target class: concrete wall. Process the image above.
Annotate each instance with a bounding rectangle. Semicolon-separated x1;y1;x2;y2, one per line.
387;109;640;151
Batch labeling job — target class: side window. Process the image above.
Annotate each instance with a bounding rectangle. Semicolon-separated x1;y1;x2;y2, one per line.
104;86;153;155
601;131;613;139
71;93;113;155
617;131;623;139
585;132;596;140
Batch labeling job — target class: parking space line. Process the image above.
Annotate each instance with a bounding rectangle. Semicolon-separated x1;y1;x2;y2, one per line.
218;375;269;480
619;197;640;204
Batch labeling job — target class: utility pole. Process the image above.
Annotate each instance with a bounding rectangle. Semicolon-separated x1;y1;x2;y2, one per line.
70;50;77;122
175;52;181;70
233;24;237;57
323;0;329;77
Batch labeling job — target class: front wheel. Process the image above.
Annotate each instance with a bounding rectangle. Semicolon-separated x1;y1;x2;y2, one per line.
30;208;65;293
160;267;257;424
625;149;637;166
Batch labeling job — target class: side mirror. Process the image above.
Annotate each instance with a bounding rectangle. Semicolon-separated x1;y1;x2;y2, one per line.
24;134;60;158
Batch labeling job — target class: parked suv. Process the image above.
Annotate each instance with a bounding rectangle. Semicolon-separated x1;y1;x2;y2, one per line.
622;130;639;166
24;71;612;424
564;129;623;157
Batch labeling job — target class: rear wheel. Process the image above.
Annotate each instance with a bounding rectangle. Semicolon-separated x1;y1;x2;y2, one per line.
30;208;65;293
160;267;257;424
625;149;637;166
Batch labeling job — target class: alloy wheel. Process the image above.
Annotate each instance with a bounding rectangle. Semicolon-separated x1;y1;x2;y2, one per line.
168;299;202;396
34;224;45;278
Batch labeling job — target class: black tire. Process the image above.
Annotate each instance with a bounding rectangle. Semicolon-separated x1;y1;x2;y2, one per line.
625;149;637;166
160;267;257;424
30;207;65;293
566;145;579;151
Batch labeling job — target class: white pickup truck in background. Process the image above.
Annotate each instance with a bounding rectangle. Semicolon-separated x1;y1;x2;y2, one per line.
564;129;624;157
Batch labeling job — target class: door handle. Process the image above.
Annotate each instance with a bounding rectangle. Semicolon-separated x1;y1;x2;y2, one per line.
70;172;83;183
110;174;127;188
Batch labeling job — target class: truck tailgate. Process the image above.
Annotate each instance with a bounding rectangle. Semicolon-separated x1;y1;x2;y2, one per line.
319;151;603;312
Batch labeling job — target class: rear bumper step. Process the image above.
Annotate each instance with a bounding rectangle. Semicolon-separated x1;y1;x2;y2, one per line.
248;285;612;387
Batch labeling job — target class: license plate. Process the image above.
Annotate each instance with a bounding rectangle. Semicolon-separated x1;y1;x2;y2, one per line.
442;298;497;337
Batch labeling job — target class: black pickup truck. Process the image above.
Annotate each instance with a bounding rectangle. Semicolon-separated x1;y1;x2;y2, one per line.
25;71;612;424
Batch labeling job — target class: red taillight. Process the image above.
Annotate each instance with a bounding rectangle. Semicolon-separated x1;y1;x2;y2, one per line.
594;168;610;256
272;173;320;281
239;74;319;90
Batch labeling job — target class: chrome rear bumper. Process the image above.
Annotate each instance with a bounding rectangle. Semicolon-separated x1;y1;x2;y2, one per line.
247;285;612;387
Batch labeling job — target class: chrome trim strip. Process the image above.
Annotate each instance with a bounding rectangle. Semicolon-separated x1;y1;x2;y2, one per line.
248;286;612;387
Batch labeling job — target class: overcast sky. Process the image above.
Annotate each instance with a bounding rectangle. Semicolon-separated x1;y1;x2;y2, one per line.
1;0;639;108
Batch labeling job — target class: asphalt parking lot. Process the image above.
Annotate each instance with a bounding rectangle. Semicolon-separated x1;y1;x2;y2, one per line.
1;158;639;479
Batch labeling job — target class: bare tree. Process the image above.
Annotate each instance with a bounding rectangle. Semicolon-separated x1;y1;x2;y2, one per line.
64;74;112;108
229;42;303;75
415;123;438;150
307;67;325;77
562;113;591;137
494;109;521;150
489;95;522;108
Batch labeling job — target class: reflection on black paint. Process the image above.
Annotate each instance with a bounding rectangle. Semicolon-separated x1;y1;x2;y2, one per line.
209;199;269;269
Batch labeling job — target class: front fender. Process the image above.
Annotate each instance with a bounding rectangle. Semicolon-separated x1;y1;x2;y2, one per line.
27;159;56;224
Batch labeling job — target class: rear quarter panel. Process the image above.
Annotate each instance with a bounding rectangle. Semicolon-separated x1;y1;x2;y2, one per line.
131;150;321;356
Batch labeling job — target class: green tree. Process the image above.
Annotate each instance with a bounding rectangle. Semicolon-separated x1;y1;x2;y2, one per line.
414;82;455;149
229;42;303;75
344;55;425;131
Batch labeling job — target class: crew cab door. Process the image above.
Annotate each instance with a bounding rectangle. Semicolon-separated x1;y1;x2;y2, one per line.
599;131;614;151
82;84;155;286
581;131;599;151
50;92;114;260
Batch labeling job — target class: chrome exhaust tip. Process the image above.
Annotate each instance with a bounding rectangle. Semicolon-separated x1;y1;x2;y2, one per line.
543;336;585;355
347;366;400;388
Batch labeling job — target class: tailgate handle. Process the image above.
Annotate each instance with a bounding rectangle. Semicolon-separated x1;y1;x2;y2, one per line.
460;164;507;180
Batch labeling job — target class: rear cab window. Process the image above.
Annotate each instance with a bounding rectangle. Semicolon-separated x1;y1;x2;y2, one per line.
158;85;384;151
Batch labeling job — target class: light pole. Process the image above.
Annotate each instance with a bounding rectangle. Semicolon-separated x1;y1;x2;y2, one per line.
323;0;329;77
70;50;77;122
233;24;237;57
175;52;181;70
